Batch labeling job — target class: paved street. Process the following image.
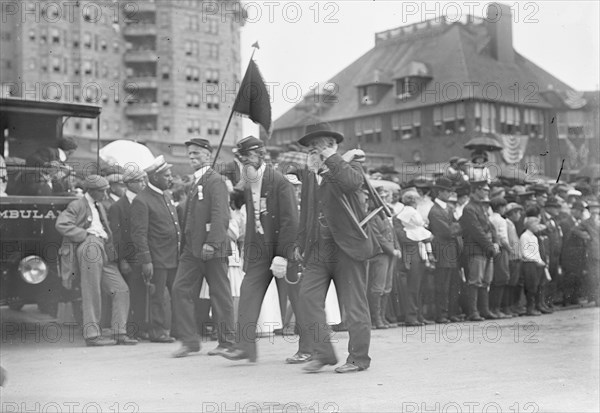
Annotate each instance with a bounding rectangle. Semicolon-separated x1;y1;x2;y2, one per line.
1;305;598;413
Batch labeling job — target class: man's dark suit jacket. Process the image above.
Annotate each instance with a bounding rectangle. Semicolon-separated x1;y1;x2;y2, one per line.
108;195;136;264
130;187;181;269
429;202;459;268
182;168;230;259
460;197;495;258
244;165;298;266
297;153;380;262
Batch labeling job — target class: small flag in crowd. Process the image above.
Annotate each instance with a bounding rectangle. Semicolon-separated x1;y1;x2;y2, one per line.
232;45;272;137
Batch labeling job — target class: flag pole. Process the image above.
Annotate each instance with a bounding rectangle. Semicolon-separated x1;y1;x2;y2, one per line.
212;42;260;168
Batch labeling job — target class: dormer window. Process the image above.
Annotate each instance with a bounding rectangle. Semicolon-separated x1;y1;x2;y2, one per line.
396;77;417;98
360;86;373;105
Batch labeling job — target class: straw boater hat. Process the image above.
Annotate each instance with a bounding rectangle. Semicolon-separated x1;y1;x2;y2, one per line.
298;122;344;147
144;155;172;175
123;169;146;183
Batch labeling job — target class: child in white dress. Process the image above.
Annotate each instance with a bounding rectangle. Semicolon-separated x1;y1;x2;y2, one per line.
397;189;435;269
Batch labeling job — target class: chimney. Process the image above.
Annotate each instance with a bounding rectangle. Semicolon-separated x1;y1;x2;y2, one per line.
486;2;514;64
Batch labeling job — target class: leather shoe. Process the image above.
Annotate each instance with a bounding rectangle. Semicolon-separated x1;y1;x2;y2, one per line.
207;346;231;356
449;316;462;323
335;362;365;374
150;334;176;343
219;348;256;362
172;345;200;358
405;321;424;327
85;337;116;347
135;331;151;341
285;352;312;364
302;359;337;373
116;335;138;345
435;318;451;324
418;318;435;325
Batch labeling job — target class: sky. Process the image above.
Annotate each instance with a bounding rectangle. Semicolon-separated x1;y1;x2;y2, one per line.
237;1;600;136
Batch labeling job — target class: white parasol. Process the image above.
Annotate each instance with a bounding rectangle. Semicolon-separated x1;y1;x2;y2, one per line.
99;140;155;172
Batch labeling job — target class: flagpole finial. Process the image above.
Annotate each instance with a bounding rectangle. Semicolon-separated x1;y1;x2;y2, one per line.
252;41;260;49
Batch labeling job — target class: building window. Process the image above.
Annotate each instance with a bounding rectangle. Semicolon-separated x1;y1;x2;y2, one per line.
187;119;200;134
558;111;585;139
355;117;382;143
162;91;170;106
85;119;94;130
475;102;497;134
40;28;47;44
185;66;192;81
184;41;192;56
208;43;219;59
73;33;79;48
192;67;200;82
395;77;418;98
206;69;219;84
186;93;193;108
83;61;92;75
499;105;521;134
74;121;81;130
83;32;92;48
188;15;199;31
29;29;36;41
28;58;36;70
100;40;107;51
359;86;373;105
162;65;170;80
113;41;120;53
392;111;421;140
523;108;544;138
433;103;466;135
206;19;218;34
40;57;48;72
51;28;60;44
206;94;219;110
207;120;220;136
52;56;61;73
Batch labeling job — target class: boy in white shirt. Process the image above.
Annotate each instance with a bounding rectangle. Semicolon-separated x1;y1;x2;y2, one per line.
520;216;547;316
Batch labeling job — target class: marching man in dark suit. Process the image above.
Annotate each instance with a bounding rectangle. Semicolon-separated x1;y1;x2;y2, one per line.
56;175;137;346
130;156;180;343
108;169;147;339
171;138;235;358
220;136;311;364
294;123;379;374
429;177;462;323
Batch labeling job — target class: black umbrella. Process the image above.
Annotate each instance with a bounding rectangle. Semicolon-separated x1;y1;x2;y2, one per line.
464;136;504;152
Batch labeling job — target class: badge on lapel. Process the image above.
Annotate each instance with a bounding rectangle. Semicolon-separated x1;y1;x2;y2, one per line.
197;185;204;201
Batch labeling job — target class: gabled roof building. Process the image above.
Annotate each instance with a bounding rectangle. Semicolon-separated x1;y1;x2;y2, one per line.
268;2;598;179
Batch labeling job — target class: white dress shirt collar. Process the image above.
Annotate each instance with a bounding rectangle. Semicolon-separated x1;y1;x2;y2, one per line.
435;198;448;209
125;190;137;203
193;166;211;183
148;182;163;195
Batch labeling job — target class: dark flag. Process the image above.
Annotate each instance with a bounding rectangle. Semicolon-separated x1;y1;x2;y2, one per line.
232;58;272;137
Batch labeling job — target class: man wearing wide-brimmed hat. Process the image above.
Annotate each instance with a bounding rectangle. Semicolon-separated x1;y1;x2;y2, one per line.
130;156;180;343
428;177;462;323
294;122;379;374
459;179;500;321
56;175;136;346
171;139;235;358
218;136;311;364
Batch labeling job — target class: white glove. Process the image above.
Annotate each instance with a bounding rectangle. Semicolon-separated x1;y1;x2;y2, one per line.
270;256;288;279
342;149;365;163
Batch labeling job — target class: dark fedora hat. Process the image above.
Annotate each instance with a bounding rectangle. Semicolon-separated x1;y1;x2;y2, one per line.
434;177;454;191
236;135;264;154
544;196;562;209
185;138;213;153
298;122;343;147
